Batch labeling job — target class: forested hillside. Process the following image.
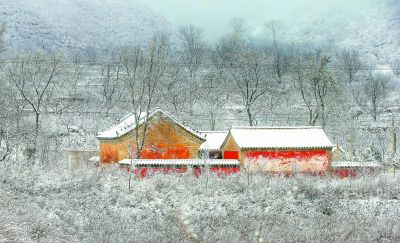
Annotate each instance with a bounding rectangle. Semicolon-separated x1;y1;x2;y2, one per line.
0;0;170;55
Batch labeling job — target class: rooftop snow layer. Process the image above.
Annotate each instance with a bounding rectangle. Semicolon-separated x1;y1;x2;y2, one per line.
332;161;381;168
118;159;240;166
227;126;334;149
199;131;228;151
97;111;147;140
97;108;204;140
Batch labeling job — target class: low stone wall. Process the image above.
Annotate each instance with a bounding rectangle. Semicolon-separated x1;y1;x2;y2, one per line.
66;149;99;169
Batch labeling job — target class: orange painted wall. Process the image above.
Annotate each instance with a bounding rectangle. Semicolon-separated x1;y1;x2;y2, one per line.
99;116;204;163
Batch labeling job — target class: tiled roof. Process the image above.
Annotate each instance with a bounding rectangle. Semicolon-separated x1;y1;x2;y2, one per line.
199;131;228;151
332;161;381;168
97;108;204;140
118;159;240;166
224;126;333;149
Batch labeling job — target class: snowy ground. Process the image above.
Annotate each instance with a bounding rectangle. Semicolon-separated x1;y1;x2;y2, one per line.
1;163;400;242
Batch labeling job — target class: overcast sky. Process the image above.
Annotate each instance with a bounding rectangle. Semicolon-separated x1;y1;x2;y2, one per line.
136;0;370;41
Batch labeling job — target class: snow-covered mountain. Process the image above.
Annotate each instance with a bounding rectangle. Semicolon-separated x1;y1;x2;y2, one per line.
252;0;400;62
0;0;399;61
0;0;171;55
289;0;399;61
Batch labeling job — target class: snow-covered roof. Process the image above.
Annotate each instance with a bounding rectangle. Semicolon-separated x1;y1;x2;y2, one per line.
332;161;382;168
97;108;205;141
199;131;228;151
224;126;334;149
118;159;240;166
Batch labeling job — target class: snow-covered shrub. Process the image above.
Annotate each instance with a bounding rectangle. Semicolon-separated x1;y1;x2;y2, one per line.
1;163;400;242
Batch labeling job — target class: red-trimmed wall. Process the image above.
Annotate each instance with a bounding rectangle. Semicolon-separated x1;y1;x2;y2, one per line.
127;166;240;177
244;149;331;173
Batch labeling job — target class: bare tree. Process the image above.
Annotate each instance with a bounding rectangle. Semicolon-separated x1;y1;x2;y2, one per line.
178;25;207;112
84;46;98;65
230;18;246;40
0;25;10;161
161;58;188;115
0;127;11;162
337;49;362;83
228;45;269;126
120;34;170;189
213;19;271;126
99;62;123;116
354;68;392;121
265;21;293;81
198;72;229;130
211;18;247;70
390;59;400;78
0;23;5;54
178;25;206;79
293;49;337;126
67;51;85;99
7;52;63;134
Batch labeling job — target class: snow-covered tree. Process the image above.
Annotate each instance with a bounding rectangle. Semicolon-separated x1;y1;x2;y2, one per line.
293;49;339;127
354;69;392;121
7;52;64;134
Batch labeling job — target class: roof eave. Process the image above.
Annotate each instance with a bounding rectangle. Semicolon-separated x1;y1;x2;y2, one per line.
240;146;334;150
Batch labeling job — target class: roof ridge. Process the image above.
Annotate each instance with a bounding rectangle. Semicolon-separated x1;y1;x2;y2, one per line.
199;131;228;133
98;107;205;140
231;126;323;130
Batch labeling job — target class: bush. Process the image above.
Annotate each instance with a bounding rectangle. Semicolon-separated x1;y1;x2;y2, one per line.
1;164;400;242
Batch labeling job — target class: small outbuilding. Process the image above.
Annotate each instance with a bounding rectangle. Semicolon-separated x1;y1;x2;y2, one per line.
220;126;334;174
332;145;348;162
199;131;228;159
332;161;382;178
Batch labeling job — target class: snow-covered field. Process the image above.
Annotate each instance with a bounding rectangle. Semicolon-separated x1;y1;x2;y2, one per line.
1;163;400;242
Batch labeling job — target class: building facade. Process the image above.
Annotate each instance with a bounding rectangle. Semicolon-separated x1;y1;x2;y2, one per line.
220;127;334;174
97;109;338;175
97;109;205;163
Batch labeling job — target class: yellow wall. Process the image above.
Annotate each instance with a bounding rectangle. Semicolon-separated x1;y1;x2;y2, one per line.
99;116;204;163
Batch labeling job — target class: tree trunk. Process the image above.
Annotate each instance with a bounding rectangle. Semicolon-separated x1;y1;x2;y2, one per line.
35;112;40;135
247;107;253;126
210;112;216;131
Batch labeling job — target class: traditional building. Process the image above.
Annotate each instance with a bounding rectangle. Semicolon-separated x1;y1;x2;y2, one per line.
199;131;228;159
97;108;206;163
332;145;348;162
97;109;339;176
220;126;334;174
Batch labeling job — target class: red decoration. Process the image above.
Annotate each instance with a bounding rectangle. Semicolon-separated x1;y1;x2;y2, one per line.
333;169;357;178
140;144;190;159
246;150;327;160
224;151;239;159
